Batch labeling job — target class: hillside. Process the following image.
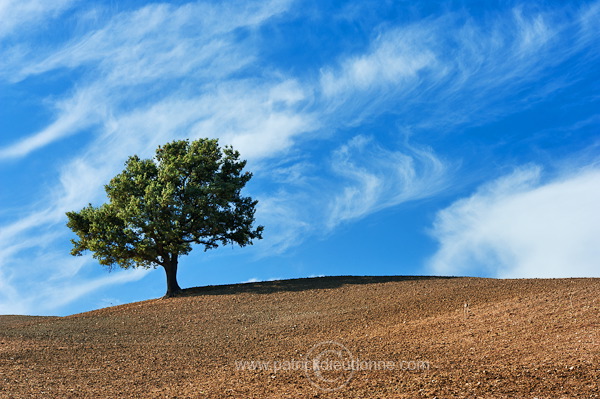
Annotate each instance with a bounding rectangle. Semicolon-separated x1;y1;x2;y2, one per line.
0;276;598;398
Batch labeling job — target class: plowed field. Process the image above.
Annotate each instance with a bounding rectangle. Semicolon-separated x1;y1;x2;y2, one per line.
1;276;598;398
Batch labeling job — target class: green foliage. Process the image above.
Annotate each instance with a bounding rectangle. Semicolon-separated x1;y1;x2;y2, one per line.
66;138;264;272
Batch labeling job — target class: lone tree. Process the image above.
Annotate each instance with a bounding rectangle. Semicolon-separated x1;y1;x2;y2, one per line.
66;138;263;297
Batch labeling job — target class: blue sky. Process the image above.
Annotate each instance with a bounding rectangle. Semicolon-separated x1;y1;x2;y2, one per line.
1;0;599;316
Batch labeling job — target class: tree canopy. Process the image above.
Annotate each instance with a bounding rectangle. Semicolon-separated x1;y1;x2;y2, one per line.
66;138;263;297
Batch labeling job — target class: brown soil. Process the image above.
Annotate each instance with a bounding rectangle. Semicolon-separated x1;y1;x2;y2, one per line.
1;276;598;398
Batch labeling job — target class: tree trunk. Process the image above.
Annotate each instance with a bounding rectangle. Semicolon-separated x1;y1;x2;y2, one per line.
162;255;182;298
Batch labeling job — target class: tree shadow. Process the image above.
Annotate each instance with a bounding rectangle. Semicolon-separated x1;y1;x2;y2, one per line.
178;275;458;297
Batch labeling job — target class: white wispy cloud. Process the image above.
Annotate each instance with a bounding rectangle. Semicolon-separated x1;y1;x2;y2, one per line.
0;84;105;159
0;0;75;40
0;266;24;314
251;134;448;254
35;267;149;313
326;135;447;229
189;79;317;160
0;0;295;160
318;3;600;130
0;256;148;315
428;166;600;278
320;26;437;97
4;0;291;82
